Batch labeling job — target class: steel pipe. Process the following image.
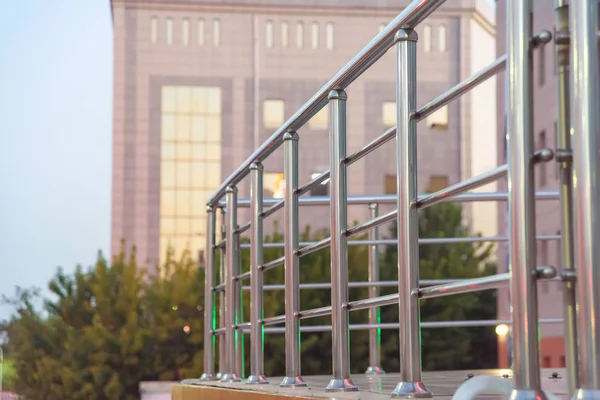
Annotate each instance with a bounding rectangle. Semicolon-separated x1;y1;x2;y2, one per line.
506;0;544;396
366;203;384;375
570;0;600;397
392;28;430;399
280;132;306;388
247;163;268;385
200;207;217;381
228;191;560;208
416;273;510;299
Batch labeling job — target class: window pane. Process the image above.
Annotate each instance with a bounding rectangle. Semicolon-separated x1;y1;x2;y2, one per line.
207;87;222;113
191;116;206;142
162;87;176;112
161;143;176;160
151;17;158;44
191;236;204;262
205;162;222;187
176;116;191;141
162;115;176;140
176;86;192;113
263;99;285;129
191;191;207;216
266;20;274;48
198;19;205;46
191;162;207;188
311;22;319;49
213;19;220;47
183;19;190;46
161;189;176;215
296;22;304;49
160;217;175;235
159;236;170;264
205;143;221;161
428;175;449;192
176;190;191;215
175;218;191;235
438;25;447;52
161;161;175;188
192;87;207;113
326;22;334;50
281;22;289;48
206;117;221;142
384;175;396;195
423;24;431;52
166;18;173;45
309;105;328;130
176;162;191;187
382;102;396;128
192;143;204;160
192;217;206;236
176;143;192;160
426;105;449;129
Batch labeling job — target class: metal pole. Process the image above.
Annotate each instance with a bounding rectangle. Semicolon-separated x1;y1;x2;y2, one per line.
554;0;578;396
325;89;357;392
279;131;307;388
570;0;600;397
200;206;217;381
247;163;268;384
236;236;244;379
221;187;241;382
217;209;226;378
366;203;384;375
392;29;431;399
506;0;545;397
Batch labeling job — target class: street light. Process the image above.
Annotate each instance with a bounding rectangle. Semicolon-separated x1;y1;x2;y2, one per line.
495;324;509;336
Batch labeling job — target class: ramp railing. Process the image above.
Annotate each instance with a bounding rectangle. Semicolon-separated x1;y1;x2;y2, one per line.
198;0;600;398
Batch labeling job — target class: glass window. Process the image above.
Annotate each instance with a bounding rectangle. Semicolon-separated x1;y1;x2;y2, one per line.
296;22;304;49
426;105;449;129
311;22;319;49
438;24;447;52
382;102;396;128
309;105;328;130
428;175;449;192
183;19;190;46
309;173;329;196
166;18;173;45
281;22;289;48
151;17;158;44
384;174;396;195
264;173;285;198
422;24;431;52
326;22;334;50
263;100;285;129
160;85;222;266
213;19;220;47
198;19;205;46
266;20;274;48
191;217;206;236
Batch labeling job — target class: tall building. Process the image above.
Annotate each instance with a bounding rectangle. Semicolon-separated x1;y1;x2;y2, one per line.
495;0;565;368
110;0;497;274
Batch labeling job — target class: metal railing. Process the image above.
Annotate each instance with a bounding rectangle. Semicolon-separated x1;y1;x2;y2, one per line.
198;0;600;398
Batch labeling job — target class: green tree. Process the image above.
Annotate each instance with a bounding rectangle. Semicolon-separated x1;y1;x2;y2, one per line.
379;202;498;371
1;244;206;400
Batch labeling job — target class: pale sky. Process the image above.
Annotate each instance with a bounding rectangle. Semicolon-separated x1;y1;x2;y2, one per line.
0;0;113;319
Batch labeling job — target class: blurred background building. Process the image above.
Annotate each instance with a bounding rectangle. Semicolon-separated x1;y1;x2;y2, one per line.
110;0;497;273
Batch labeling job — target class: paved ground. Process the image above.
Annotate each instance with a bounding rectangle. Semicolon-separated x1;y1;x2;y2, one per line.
178;368;569;399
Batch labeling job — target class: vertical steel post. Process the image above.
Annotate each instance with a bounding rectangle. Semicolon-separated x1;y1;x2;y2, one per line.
554;0;578;396
217;209;226;378
366;203;384;375
235;236;244;379
247;162;268;384
221;187;241;382
392;29;431;399
326;90;357;392
506;0;546;398
200;206;218;381
280;131;307;388
570;0;600;398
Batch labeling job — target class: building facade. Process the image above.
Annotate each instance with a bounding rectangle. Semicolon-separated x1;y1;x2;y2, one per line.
495;0;565;369
110;0;497;275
